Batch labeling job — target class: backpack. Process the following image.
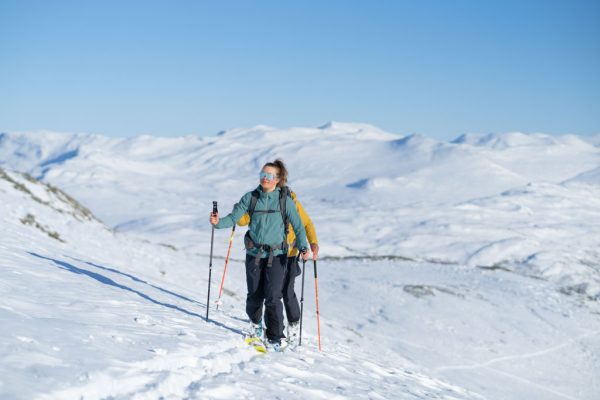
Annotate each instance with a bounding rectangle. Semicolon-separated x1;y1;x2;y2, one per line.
244;186;293;266
247;185;292;237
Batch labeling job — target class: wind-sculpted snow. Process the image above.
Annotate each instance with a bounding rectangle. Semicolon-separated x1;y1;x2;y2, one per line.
1;124;600;398
563;166;600;185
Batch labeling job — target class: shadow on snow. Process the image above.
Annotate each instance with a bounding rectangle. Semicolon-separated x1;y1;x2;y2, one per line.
28;252;243;336
67;255;201;306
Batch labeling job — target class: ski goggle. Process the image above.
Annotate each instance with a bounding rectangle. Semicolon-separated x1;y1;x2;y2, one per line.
259;171;277;181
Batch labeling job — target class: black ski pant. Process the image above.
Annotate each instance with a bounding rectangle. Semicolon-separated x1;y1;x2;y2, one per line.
283;256;302;324
245;253;287;341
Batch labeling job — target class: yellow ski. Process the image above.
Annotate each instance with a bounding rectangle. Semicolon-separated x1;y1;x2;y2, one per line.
245;336;267;353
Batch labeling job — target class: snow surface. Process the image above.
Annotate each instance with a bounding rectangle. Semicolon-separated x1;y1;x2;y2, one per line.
1;123;599;399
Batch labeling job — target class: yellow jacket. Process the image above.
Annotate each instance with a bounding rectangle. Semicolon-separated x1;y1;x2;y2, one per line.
237;191;318;257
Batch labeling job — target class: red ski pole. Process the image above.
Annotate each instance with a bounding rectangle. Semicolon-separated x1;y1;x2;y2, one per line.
313;259;322;351
299;258;306;346
216;225;236;310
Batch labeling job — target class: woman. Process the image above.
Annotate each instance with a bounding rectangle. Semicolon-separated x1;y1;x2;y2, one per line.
210;159;309;351
237;189;318;348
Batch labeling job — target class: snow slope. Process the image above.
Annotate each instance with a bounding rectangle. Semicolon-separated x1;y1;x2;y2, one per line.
1;123;600;399
0;168;482;399
2;167;599;399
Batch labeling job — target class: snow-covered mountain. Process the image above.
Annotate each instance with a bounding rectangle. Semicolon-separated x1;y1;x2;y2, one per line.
1;123;599;296
1;123;599;399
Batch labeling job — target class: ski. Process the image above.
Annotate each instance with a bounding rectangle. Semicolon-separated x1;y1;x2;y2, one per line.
244;336;267;353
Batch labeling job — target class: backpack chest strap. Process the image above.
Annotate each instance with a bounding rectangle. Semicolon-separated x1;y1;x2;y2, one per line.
244;231;288;267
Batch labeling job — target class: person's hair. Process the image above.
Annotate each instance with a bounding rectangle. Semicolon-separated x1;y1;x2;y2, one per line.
263;158;288;188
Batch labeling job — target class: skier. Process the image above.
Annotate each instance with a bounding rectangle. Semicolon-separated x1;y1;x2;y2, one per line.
236;189;318;348
210;159;309;351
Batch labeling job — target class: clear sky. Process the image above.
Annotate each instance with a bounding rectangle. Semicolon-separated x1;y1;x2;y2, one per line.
1;0;599;139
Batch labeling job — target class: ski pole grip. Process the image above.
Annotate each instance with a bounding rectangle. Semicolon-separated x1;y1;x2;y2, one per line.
212;201;218;214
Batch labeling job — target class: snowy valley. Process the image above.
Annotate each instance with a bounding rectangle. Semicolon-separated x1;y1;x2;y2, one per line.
1;123;599;399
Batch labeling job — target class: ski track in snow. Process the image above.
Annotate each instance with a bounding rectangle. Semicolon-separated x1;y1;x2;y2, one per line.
436;329;600;372
435;330;600;400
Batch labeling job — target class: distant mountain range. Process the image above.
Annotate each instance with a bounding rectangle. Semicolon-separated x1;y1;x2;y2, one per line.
1;123;599;296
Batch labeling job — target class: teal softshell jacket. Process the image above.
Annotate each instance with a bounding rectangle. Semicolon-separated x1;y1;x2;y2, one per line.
215;186;309;258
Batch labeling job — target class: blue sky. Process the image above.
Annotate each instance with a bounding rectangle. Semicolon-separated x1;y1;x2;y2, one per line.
1;0;599;139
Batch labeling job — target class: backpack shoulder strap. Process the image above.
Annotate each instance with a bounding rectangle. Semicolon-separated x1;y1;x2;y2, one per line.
279;186;292;237
248;189;260;223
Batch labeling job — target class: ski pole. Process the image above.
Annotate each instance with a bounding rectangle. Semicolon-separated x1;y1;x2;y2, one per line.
206;201;217;321
216;225;236;310
299;257;307;346
313;259;322;351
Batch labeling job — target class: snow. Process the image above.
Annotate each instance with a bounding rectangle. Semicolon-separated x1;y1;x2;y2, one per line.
1;123;599;399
